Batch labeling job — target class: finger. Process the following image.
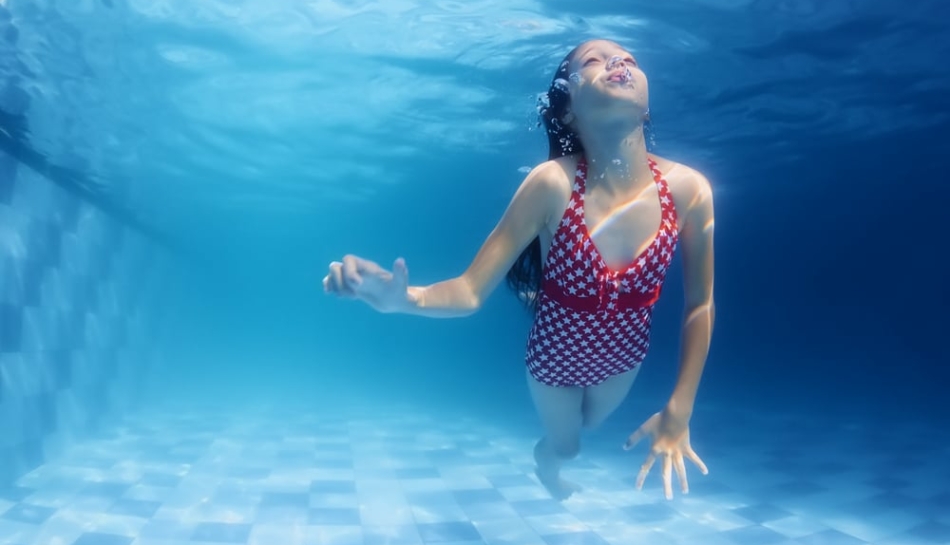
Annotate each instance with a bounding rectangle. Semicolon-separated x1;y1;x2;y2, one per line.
636;453;655;490
392;257;409;290
663;453;673;500
341;255;363;287
328;263;355;297
624;413;659;450
684;445;709;475
624;427;646;451
674;452;689;494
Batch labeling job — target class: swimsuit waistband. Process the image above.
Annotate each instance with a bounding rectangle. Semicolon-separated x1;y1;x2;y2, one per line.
541;277;661;313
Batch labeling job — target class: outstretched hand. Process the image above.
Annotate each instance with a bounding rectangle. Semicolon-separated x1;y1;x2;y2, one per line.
323;255;411;313
624;407;708;500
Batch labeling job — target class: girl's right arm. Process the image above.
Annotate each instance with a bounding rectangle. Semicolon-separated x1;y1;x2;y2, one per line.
324;160;568;317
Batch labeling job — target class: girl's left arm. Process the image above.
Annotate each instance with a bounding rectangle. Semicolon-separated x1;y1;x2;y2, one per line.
667;171;716;419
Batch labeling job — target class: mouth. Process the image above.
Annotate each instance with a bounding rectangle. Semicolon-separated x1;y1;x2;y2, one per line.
607;69;632;84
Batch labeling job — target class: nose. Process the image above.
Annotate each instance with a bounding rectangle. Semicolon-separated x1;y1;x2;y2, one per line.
606;55;626;71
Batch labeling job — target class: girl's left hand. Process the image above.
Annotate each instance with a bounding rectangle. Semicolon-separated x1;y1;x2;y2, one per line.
624;407;708;500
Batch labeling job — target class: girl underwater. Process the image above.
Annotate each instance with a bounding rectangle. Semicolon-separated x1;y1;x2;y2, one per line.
323;39;715;501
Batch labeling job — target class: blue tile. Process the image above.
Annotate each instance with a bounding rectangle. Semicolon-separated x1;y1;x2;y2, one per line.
192;522;252;542
308;508;361;525
467;454;510;464
620;502;678;523
10;441;43;479
866;492;922;511
224;466;270;479
689;478;735;495
311;480;356;493
109;499;161;518
453;488;505;504
796;529;868;545
395;467;441;479
363;524;421;545
542;532;611;545
260;492;309;508
0;450;14;487
0;302;22;352
722;525;788;545
278;449;314;465
416;521;481;542
139;520;196;539
487;474;536;487
1;503;56;524
138;472;181;487
46;350;73;389
425;448;468;463
864;476;909;490
72;532;133;545
772;480;826;496
732;503;793;523
0;151;14;204
82;482;130;498
907;520;950;542
256;505;309;524
510;499;568;517
0;486;35;502
313;458;353;469
31;392;57;435
929;492;950;507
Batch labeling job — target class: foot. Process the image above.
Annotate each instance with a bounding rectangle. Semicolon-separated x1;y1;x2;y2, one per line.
533;440;582;500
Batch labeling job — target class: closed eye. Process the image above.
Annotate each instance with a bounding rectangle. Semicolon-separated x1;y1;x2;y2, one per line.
584;57;600;66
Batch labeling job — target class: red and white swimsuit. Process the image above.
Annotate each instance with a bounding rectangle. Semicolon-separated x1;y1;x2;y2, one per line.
525;156;679;387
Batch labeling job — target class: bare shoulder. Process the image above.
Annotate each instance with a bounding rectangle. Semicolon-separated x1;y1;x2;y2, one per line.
514;156;575;216
522;156;575;197
648;154;714;222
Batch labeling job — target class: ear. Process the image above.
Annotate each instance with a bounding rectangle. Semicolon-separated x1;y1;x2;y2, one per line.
562;111;575;125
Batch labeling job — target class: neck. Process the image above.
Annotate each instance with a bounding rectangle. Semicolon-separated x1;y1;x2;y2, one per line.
575;122;652;193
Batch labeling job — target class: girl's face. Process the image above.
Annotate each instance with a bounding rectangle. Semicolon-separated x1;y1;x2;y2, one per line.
564;40;649;126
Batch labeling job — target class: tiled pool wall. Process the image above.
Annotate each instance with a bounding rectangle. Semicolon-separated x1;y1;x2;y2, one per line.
0;148;172;487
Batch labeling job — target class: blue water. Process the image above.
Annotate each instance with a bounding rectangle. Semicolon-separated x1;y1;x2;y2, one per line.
1;0;948;544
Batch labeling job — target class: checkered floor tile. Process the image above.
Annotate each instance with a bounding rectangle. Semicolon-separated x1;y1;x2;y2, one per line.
0;402;946;545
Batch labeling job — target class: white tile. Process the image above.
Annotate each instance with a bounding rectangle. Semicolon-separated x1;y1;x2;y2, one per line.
595;522;677;545
813;510;926;543
760;515;831;539
359;501;415;526
28;513;86;545
410;500;469;523
0;518;40;545
300;526;363;545
473;518;546;545
522;512;589;535
310;492;359;508
461;501;521;523
361;524;424;545
495;485;549;502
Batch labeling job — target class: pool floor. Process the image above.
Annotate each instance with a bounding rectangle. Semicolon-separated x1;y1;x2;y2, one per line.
0;401;946;545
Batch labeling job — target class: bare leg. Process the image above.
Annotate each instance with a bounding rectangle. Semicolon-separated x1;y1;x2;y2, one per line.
581;367;641;430
526;369;584;500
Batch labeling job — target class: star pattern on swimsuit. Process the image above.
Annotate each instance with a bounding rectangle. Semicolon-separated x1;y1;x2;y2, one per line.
526;158;678;387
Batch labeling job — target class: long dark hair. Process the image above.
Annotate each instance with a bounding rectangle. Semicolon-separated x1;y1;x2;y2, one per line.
505;44;586;309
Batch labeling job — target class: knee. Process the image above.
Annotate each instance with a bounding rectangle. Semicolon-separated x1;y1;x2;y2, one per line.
549;438;580;460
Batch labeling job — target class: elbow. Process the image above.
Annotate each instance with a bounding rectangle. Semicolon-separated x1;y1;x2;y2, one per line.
463;292;483;316
458;275;484;316
684;297;715;325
